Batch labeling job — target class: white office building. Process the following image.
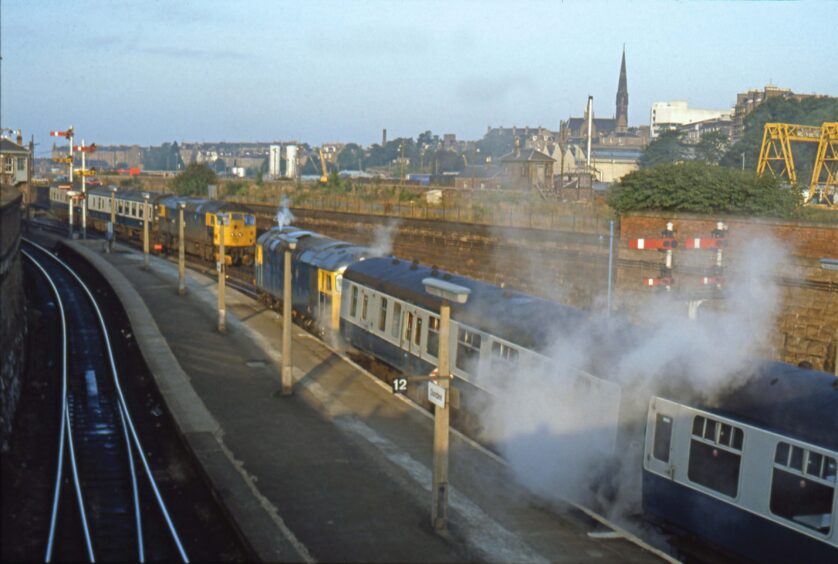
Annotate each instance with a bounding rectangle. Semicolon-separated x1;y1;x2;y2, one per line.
650;101;732;138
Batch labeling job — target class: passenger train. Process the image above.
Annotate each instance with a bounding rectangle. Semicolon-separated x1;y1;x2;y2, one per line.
48;185;257;264
255;226;837;562
45;185;838;560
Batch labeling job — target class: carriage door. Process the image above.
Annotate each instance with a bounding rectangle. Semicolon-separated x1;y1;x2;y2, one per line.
317;270;333;332
644;397;676;479
401;308;424;369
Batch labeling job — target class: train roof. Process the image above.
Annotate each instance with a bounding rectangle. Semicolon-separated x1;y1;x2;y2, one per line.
86;186;165;203
156;194;253;214
344;256;589;350
259;226;374;271
664;361;838;451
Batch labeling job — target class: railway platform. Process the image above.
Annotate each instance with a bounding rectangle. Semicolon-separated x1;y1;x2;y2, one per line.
66;239;666;563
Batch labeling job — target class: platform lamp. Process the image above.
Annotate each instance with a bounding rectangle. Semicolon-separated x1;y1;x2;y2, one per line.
422;277;470;531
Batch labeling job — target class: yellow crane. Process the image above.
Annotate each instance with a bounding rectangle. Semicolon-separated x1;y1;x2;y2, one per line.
756;122;838;206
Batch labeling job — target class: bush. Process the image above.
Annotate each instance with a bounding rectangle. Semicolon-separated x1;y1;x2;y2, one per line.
173;163;217;196
608;161;801;217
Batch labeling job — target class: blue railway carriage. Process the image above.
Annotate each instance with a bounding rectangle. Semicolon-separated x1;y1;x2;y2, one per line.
49;185;157;238
643;363;838;562
255;227;373;332
339;256;621;437
86;186;156;236
155;195;256;265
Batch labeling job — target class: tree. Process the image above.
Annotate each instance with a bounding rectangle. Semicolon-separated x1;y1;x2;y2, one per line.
720;96;838;181
694;131;728;164
638;130;687;168
337;143;365;170
173;163;217;196
607;161;801;217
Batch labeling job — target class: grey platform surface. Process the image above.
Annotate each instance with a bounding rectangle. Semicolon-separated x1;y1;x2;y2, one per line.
69;240;664;564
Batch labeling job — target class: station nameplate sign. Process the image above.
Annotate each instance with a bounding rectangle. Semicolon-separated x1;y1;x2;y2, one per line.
428;382;446;408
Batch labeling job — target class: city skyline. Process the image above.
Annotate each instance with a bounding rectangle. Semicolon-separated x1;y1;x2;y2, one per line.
2;1;836;149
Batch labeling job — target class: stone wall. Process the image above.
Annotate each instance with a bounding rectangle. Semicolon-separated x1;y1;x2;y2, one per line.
0;195;26;451
618;212;838;373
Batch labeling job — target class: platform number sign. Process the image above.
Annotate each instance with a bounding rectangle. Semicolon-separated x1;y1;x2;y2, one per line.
392;377;408;394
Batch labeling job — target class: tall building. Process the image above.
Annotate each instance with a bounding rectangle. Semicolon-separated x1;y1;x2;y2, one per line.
649;101;732;138
269;145;282;178
557;49;650;183
615;47;628;133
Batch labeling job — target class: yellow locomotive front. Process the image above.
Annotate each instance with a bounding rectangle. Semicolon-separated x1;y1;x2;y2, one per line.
208;211;257;265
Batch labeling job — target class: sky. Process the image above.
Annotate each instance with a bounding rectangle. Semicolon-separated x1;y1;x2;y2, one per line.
2;1;836;150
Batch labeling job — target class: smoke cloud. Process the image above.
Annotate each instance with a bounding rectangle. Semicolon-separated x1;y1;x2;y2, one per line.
275;195;295;229
475;233;790;523
368;218;400;257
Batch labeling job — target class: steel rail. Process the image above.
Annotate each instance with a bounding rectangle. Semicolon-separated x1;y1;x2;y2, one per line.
23;250;95;562
26;241;143;561
24;239;190;562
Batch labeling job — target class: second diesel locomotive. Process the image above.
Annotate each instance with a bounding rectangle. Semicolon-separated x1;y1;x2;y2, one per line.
48;185;257;265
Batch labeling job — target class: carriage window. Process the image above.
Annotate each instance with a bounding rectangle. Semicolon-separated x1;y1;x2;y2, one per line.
426;316;440;357
325;276;332;292
770;441;835;534
350;286;359;318
414;316;422;347
456;328;481;374
687;415;742;498
244;215;255;226
361;293;369;321
391;303;402;339
378;298;387;332
653;414;673;463
490;341;519;376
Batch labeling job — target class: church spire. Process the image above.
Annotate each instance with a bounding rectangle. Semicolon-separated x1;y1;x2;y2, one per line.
615;46;628;133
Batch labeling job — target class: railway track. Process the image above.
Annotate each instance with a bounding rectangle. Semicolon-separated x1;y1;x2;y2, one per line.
22;240;188;562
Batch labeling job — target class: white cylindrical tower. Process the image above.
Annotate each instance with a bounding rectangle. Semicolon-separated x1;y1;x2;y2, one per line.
285;145;298;179
269;145;282;178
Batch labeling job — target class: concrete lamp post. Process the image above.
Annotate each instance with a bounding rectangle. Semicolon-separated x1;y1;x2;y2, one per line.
108;186;117;253
67;191;79;238
142;193;151;270
422;277;470;532
217;213;227;333
178;203;186;295
281;237;298;396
